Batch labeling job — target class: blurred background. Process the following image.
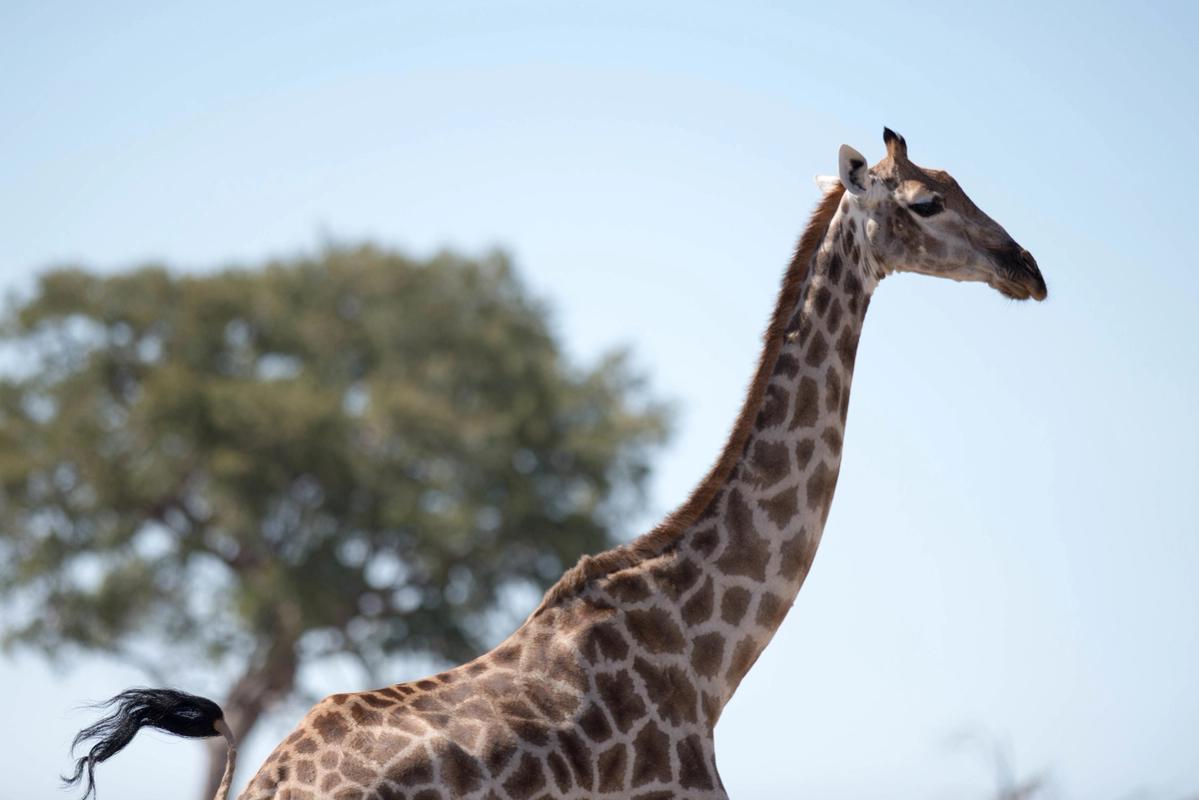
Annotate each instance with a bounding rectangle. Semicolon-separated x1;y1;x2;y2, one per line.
2;2;1197;799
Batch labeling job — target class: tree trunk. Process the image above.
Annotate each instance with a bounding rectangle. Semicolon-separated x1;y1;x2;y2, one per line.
199;627;300;800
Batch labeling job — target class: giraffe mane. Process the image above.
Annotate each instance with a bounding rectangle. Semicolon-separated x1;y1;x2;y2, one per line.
535;183;847;614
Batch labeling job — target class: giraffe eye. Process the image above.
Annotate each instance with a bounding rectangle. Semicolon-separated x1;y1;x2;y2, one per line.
909;197;944;218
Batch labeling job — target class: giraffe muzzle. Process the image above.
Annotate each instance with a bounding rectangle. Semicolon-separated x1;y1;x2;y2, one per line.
1017;249;1047;301
990;246;1048;301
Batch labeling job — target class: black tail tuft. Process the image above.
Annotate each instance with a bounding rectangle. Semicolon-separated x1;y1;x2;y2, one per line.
63;688;225;799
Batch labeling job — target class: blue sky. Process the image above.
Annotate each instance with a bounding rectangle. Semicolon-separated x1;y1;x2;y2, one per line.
2;2;1197;798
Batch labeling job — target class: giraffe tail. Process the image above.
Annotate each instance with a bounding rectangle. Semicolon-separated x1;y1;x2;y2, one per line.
63;687;238;800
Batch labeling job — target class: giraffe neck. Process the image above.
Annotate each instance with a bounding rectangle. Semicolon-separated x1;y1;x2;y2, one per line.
523;188;876;735
682;192;875;709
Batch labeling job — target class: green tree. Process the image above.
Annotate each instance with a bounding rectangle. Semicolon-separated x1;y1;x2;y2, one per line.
0;245;667;797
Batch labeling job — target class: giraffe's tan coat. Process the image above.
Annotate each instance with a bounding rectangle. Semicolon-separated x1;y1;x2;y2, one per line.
228;130;1046;800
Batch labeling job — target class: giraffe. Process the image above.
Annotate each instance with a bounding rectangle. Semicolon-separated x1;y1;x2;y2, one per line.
66;128;1046;800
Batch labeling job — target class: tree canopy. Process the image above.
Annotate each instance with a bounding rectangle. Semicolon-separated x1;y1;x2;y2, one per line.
0;245;667;794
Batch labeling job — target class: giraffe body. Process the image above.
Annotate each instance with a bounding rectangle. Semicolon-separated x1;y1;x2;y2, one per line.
66;130;1046;800
239;608;730;799
240;168;878;800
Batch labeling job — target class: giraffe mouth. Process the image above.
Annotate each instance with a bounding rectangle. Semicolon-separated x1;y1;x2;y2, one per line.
990;248;1047;301
992;276;1046;301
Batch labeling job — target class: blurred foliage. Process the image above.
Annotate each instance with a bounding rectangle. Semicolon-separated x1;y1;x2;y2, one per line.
0;244;668;684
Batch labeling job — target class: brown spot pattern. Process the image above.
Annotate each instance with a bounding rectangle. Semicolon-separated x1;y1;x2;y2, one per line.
725;635;759;687
681;577;715;626
578;703;612;743
754;384;788;429
690;524;720;557
715;488;770;581
759;486;798;528
625;607;686;654
633;657;698;727
313;710;349;744
596;671;646;734
650;555;701;600
502;752;546;798
677;735;715;790
790;377;819;430
584;623;630;663
795;438;816;470
774;351;799;377
596;742;628;792
607;572;652;603
556;729;594;791
756;592;790;629
631;721;672;786
806;460;838;518
690;632;725;677
804;329;829;368
720;587;751;626
749;439;790;487
825;365;842;413
836;326;858;371
779;527;813;581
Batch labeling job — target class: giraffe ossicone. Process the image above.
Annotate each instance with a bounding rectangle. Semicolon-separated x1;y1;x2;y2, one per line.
66;129;1046;800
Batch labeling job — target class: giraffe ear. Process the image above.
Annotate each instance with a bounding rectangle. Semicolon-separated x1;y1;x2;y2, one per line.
814;174;841;194
838;144;870;196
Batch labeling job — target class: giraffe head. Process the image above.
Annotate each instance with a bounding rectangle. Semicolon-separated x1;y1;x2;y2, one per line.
835;128;1047;301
